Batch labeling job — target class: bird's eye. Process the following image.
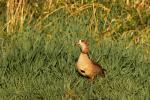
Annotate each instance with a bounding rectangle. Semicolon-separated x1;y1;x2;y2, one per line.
81;40;84;42
80;40;87;44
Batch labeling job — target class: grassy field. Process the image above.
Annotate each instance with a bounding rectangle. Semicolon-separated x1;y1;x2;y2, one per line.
0;0;150;100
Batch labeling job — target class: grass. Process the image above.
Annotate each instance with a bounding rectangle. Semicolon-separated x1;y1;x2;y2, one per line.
0;0;150;99
0;31;150;99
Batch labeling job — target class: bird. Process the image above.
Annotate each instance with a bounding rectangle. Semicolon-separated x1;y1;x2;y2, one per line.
75;39;106;79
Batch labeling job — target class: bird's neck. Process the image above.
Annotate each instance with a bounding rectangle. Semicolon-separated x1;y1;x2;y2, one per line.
79;47;90;58
80;47;88;54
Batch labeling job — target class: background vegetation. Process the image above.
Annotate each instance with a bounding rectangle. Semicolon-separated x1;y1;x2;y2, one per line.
0;0;150;99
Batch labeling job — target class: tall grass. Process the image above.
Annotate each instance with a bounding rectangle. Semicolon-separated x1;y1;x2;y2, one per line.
0;0;150;99
3;0;150;44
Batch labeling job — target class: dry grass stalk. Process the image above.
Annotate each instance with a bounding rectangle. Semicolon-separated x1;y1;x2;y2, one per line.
34;6;65;29
43;0;53;13
66;2;110;16
6;0;27;33
34;1;110;29
0;38;4;55
7;0;15;33
126;0;130;6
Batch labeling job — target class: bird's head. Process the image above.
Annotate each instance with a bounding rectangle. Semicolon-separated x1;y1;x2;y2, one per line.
75;39;88;54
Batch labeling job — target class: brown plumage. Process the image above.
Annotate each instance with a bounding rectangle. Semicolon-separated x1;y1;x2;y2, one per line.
75;39;106;79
